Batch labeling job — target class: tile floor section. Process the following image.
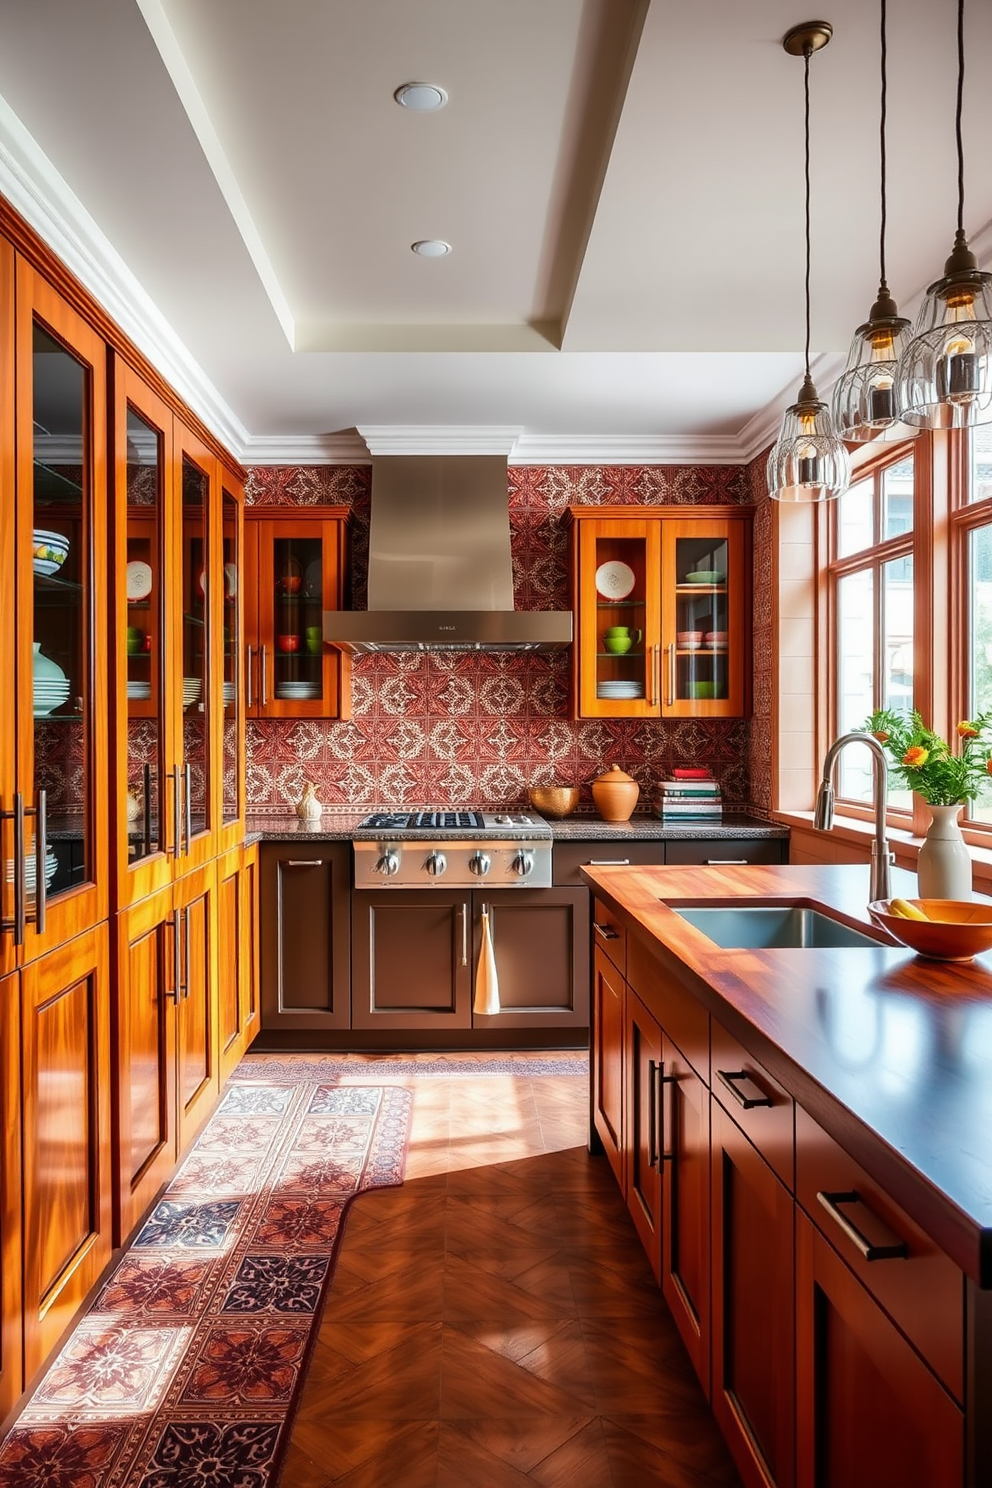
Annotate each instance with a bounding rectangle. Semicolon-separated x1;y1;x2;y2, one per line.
275;1052;742;1488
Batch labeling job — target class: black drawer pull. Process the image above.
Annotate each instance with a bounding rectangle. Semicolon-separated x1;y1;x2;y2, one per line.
716;1068;774;1110
587;859;630;866
286;859;323;867
594;922;619;940
816;1190;909;1262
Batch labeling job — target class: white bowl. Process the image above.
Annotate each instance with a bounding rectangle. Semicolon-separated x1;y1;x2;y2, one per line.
33;528;69;577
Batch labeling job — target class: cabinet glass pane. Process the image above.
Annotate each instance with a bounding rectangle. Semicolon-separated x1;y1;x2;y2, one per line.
273;537;325;703
222;487;239;824
32;323;88;898
182;456;211;840
673;536;729;702
593;536;647;704
125;407;164;862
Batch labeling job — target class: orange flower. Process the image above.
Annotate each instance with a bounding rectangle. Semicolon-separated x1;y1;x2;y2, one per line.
872;730;890;744
986;758;992;777
958;721;979;739
902;746;930;768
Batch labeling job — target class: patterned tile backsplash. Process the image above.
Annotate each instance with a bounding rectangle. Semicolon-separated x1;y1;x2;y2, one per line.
244;462;771;816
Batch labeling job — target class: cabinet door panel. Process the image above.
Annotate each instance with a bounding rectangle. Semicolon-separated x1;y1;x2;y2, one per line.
218;845;260;1080
712;1099;794;1488
21;925;112;1377
260;844;351;1031
625;988;662;1281
662;1037;710;1393
175;864;218;1150
175;428;219;874
796;1211;963;1488
351;892;471;1030
0;242;15;979
474;888;589;1028
115;887;177;1242
592;946;625;1191
0;972;22;1421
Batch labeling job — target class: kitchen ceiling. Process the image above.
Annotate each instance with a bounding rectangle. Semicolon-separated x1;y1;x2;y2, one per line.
0;0;990;464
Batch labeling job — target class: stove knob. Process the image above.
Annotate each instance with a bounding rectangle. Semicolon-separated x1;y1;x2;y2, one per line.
425;851;447;877
468;850;492;877
512;850;534;878
374;849;400;877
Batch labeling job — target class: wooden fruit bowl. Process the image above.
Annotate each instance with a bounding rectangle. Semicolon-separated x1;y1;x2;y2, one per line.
867;899;992;962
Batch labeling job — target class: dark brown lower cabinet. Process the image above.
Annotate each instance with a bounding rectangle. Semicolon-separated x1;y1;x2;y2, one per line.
351;888;589;1034
20;925;112;1382
625;987;662;1280
0;972;21;1423
711;1099;795;1488
795;1209;963;1488
592;945;625;1190
259;842;351;1031
661;1033;710;1395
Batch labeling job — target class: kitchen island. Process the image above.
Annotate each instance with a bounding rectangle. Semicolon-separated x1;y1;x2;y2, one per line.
580;859;992;1488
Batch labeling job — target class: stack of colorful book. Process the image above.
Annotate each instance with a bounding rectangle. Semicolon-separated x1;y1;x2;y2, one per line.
656;769;722;820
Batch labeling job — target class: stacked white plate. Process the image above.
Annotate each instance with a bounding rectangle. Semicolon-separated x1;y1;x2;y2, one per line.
6;847;58;887
223;681;235;703
597;680;644;699
182;677;202;707
34;679;71;715
127;681;151;701
276;682;320;700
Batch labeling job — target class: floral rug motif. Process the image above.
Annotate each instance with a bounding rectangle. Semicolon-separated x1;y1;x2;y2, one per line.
0;1079;411;1488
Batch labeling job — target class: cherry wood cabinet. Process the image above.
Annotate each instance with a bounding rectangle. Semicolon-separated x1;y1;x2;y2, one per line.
0;972;21;1423
569;504;751;719
174;861;219;1153
20;924;112;1381
711;1098;795;1488
217;843;259;1082
624;986;662;1279
796;1209;963;1488
661;1034;711;1392
593;945;625;1190
244;508;350;719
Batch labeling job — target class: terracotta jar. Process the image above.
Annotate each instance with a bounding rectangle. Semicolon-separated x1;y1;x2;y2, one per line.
591;764;639;823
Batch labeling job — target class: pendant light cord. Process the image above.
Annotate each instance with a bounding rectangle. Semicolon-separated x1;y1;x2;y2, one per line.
956;0;965;234
879;0;888;287
803;44;811;380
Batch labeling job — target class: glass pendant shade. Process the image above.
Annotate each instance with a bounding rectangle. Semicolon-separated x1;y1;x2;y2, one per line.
767;375;852;503
896;235;992;429
832;288;914;442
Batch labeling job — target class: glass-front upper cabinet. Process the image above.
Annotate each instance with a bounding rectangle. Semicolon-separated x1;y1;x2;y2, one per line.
570;507;750;720
11;262;109;963
113;364;177;904
220;477;244;843
177;436;216;871
244;510;350;719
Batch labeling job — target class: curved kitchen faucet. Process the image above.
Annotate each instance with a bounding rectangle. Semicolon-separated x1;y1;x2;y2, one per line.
814;732;894;903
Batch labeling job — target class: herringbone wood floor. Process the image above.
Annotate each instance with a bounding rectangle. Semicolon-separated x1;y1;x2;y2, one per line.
278;1056;742;1488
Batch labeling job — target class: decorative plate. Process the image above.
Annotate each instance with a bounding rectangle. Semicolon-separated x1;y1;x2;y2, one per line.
125;560;153;602
595;560;636;600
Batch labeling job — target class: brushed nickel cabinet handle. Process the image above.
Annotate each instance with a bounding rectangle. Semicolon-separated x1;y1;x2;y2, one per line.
168;767;182;857
183;904;191;999
184;762;192;855
13;792;25;946
461;902;468;966
170;907;183;1004
666;643;675;707
706;859;748;865
588;859;630;866
286;859;323;867
246;644;254;708
649;643;660;708
34;790;47;934
816;1190;909;1263
260;646;268;707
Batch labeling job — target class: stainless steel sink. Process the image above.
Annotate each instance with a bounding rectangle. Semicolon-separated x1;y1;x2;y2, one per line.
669;904;881;949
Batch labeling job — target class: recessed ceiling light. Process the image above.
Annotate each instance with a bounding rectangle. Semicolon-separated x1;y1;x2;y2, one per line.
394;82;448;112
411;240;452;258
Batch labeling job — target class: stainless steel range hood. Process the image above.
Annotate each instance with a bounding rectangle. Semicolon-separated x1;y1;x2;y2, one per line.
323;453;572;653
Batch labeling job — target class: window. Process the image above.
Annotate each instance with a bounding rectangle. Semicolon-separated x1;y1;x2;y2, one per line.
956;427;992;824
828;452;915;810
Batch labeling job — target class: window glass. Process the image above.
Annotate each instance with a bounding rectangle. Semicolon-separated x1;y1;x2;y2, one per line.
966;523;992;824
967;426;992;505
836;569;874;803
882;455;914;541
836;478;873;558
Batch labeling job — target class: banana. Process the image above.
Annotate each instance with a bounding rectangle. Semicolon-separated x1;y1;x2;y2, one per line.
888;898;929;921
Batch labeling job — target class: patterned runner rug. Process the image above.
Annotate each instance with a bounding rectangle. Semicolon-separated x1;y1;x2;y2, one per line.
0;1074;411;1488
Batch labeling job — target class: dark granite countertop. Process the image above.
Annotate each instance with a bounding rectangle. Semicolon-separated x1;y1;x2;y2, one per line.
245;810;787;844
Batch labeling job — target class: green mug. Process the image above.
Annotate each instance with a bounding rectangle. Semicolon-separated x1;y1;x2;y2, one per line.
305;625;323;656
604;627;642;654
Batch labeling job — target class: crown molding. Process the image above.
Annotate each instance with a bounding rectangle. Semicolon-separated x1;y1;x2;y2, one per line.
510;433;747;466
0;94;249;458
357;425;524;456
240;432;371;464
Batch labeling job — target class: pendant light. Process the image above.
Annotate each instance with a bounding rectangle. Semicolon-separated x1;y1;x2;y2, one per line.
767;21;851;503
896;0;992;429
832;0;916;442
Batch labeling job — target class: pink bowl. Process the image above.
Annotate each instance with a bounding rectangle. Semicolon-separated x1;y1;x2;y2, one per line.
677;631;703;645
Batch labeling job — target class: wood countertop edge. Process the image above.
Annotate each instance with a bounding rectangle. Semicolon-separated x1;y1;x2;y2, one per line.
581;861;992;1288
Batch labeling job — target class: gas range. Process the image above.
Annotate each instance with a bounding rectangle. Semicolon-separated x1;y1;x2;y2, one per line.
353;809;552;888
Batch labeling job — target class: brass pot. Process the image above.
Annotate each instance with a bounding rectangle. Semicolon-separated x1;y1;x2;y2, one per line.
528;785;580;819
591;764;639;823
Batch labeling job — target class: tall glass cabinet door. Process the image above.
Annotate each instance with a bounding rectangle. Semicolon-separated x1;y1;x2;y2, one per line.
176;431;217;871
219;478;243;845
14;264;108;961
114;366;175;903
575;520;661;718
249;515;348;718
661;521;746;717
0;241;15;979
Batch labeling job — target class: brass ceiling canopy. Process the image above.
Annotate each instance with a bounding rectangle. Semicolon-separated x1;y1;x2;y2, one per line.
782;20;833;56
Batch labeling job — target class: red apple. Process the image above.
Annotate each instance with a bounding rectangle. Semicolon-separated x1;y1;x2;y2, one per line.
277;634;300;653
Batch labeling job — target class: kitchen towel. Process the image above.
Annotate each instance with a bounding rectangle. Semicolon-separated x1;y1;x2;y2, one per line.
473;904;501;1015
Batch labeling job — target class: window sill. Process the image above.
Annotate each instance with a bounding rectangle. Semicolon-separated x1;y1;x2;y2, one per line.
774;809;992;897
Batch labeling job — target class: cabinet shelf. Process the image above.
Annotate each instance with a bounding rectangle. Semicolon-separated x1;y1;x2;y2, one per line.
596;652;645;660
596;599;645;609
676;584;726;594
33;460;83;501
34;571;83;595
